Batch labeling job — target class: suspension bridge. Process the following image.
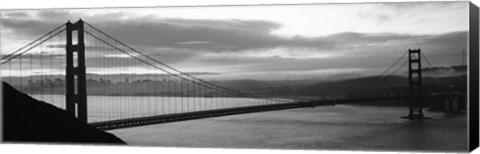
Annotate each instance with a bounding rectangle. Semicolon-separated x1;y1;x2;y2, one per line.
1;20;463;130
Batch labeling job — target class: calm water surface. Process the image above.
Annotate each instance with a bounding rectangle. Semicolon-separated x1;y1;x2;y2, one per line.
110;105;468;152
32;95;467;152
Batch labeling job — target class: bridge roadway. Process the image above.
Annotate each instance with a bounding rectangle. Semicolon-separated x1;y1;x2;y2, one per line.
90;101;318;130
90;95;448;130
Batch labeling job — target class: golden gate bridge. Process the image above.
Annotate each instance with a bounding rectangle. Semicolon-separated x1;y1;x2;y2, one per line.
1;19;460;130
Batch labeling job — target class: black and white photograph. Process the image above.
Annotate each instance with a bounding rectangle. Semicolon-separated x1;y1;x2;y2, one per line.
1;0;479;154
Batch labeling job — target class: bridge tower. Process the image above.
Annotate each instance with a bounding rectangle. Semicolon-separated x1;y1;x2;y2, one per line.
404;48;426;120
65;19;87;122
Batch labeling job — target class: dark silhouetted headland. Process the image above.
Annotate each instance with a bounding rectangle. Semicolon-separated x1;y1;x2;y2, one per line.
2;82;126;144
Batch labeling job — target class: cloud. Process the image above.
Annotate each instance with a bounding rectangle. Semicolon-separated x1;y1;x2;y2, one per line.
85;18;290;52
1;9;467;54
176;41;211;45
1;8;468;79
1;17;59;38
2;11;30;18
2;10;328;52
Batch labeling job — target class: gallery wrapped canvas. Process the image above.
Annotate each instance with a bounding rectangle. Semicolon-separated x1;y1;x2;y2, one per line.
1;1;478;153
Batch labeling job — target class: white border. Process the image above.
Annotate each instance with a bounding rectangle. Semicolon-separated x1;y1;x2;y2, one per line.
0;1;478;154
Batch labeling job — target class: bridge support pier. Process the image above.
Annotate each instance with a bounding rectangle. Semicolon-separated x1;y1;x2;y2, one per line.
66;19;87;123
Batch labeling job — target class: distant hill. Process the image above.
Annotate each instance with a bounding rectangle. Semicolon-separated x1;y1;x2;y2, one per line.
298;75;466;99
2;65;467;98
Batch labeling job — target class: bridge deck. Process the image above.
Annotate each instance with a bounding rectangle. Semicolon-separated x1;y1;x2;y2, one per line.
90;101;322;130
89;95;449;130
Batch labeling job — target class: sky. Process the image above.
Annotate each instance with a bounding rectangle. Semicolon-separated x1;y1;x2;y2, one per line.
0;1;469;80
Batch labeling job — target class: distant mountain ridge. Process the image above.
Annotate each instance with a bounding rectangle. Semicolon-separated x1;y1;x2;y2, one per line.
3;65;466;85
2;65;466;99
